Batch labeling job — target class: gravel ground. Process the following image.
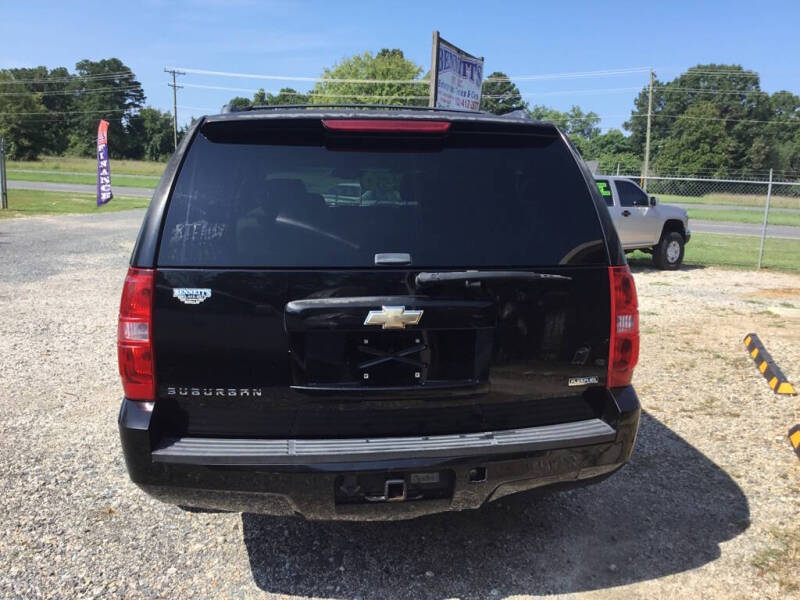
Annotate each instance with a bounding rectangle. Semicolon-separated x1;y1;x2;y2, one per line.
0;210;798;599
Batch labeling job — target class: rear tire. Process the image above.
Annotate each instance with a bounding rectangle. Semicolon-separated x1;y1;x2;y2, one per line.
653;231;684;270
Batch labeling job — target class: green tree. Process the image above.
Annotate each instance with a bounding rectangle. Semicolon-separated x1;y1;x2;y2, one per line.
253;87;308;105
528;104;569;129
0;70;49;159
764;91;800;173
587;129;632;156
653;102;735;176
480;72;526;115
528;104;600;139
228;96;252;110
66;58;145;158
310;49;427;106
774;130;800;174
595;152;642;175
624;64;769;174
529;106;633;172
126;107;174;160
228;87;309;109
582;129;640;174
2;66;74;155
565;106;601;139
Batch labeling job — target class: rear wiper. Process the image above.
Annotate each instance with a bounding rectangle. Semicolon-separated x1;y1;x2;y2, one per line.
415;270;571;287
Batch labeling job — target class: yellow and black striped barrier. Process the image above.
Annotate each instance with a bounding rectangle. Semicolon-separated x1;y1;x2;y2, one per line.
743;333;797;395
790;426;800;459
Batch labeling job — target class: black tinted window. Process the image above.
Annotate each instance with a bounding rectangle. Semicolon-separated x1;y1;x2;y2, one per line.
616;180;649;207
596;179;614;207
158;125;606;268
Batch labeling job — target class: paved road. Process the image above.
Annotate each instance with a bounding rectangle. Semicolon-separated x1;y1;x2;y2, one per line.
8;179;154;198
691;219;800;240
675;202;800;214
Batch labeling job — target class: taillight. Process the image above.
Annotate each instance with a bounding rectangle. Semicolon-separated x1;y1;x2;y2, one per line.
321;119;451;133
607;265;639;388
117;267;155;401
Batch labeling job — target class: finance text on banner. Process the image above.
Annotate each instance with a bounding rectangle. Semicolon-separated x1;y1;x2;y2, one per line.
96;120;113;207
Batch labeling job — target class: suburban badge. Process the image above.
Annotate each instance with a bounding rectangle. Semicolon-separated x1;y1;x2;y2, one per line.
173;288;212;305
568;376;599;387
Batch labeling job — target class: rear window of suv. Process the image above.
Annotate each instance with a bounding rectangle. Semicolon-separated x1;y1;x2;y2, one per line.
158;121;607;268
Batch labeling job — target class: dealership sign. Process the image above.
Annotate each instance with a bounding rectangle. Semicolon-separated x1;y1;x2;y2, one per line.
430;32;484;111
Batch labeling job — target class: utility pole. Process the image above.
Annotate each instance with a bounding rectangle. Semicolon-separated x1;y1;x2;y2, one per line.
642;69;654;191
164;68;185;150
0;137;7;210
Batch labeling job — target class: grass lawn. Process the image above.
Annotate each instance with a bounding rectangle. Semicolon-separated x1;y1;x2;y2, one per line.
7;156;164;189
688;207;800;227
628;232;800;271
8;156;166;176
7;170;158;189
660;192;800;210
0;189;149;218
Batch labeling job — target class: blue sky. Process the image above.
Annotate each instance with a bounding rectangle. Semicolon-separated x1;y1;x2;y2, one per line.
3;0;799;131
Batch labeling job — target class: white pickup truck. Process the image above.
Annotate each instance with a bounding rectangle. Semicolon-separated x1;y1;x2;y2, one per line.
595;176;691;270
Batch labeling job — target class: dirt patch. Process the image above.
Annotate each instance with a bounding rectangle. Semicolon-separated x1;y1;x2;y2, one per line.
743;287;800;300
752;528;800;593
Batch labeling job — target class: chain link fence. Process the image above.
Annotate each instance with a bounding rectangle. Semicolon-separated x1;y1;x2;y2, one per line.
599;171;800;271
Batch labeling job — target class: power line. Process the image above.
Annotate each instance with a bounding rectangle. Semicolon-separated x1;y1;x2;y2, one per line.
168;65;653;85
654;67;764;77
654;86;773;96
188;91;432;103
173;65;775;86
0;107;130;116
493;68;651;82
0;85;144;97
170;67;426;85
630;113;800;125
182;83;428;98
514;87;641;98
0;72;134;85
182;82;643;101
0;115;128;125
675;69;760;75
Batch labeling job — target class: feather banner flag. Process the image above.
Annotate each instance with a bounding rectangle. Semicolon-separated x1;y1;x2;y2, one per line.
96;120;113;206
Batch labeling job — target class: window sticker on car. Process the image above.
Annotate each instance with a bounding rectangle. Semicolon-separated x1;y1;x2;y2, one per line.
596;181;611;197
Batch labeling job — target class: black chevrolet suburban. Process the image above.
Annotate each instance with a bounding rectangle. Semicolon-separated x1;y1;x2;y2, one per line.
118;106;641;520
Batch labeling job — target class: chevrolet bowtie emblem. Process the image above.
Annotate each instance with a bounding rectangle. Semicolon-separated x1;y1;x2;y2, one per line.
363;305;423;329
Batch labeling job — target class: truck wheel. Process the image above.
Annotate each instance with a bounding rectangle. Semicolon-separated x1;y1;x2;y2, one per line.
653;231;684;270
